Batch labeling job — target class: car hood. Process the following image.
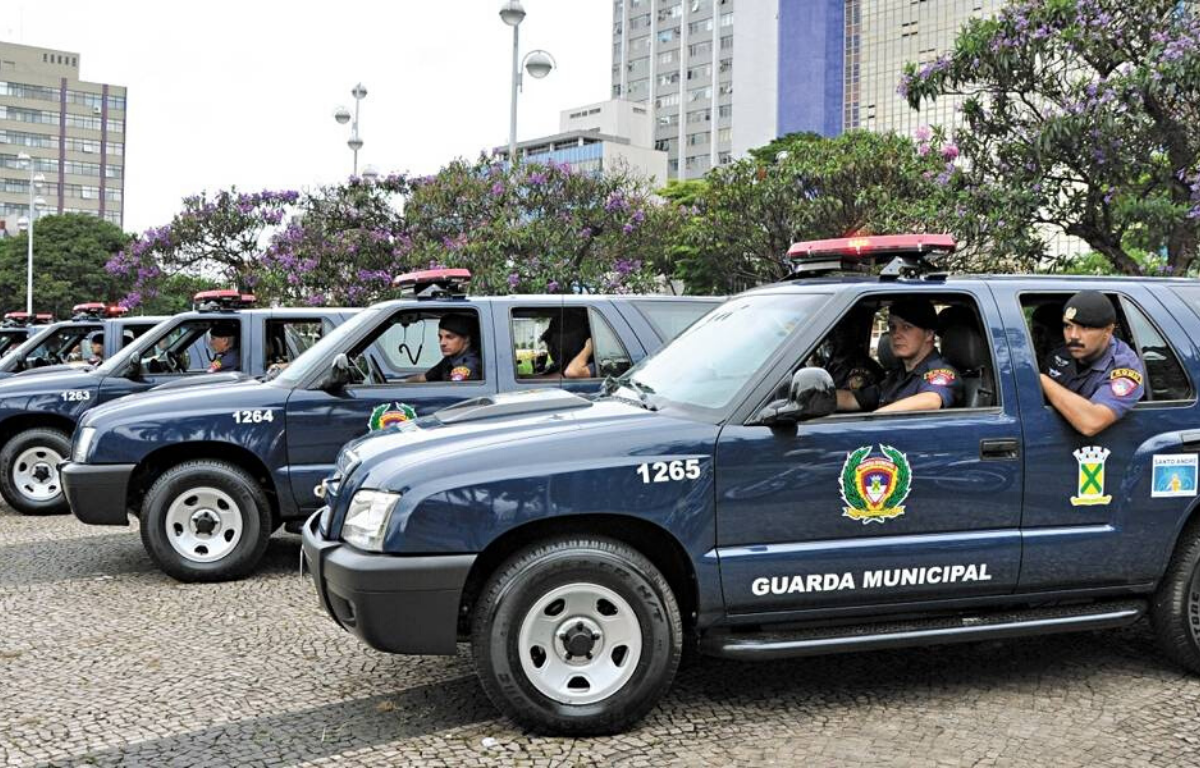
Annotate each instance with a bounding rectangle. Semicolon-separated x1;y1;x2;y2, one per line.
0;369;100;401
81;378;276;427
345;390;690;489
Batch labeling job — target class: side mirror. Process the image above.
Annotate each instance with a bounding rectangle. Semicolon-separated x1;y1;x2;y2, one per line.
325;353;351;390
757;368;836;425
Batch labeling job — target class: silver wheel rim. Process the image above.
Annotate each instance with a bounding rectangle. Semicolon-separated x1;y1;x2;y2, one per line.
517;582;643;705
12;445;64;502
164;486;244;563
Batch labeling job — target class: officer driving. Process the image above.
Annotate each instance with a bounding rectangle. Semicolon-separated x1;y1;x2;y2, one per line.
87;332;104;365
406;313;481;382
813;305;884;393
206;323;240;372
1040;289;1145;436
835;298;962;413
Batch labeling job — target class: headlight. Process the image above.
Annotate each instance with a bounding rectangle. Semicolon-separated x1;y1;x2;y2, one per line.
341;490;401;552
73;427;97;463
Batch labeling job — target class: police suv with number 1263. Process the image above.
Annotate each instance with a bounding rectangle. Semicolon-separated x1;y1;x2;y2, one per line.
0;291;353;515
303;236;1200;736
61;271;719;583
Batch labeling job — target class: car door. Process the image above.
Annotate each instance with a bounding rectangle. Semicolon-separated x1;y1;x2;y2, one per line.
715;285;1024;618
992;282;1200;591
284;302;499;513
97;317;250;402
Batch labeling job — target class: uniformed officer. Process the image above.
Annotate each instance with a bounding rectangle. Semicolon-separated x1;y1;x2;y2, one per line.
1040;290;1144;436
408;314;481;382
836;298;961;413
87;332;104;365
818;306;884;392
206;323;240;373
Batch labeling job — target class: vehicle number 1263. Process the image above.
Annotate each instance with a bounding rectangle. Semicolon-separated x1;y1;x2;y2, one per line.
60;390;90;402
232;409;275;424
636;459;702;484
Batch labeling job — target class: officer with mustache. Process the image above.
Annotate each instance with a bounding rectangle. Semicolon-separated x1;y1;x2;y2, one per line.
1041;290;1144;436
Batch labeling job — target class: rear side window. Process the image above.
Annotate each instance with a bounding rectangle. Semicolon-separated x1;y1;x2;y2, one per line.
509;307;631;380
631;300;719;342
1120;298;1192;401
266;319;325;367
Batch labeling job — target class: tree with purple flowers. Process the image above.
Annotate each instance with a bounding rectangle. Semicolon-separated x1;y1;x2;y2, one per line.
902;0;1200;274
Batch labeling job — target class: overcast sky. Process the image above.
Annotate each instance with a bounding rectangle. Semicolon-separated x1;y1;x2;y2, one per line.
4;1;613;233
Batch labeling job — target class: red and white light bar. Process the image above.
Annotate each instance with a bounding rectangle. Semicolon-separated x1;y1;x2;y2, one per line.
788;234;956;260
193;289;257;310
393;268;472;299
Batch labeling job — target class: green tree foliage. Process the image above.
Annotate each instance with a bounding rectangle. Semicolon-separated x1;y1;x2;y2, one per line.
902;0;1200;275
661;131;954;294
0;213;129;318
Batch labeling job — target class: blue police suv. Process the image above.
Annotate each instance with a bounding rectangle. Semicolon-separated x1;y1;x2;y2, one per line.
0;303;164;379
0;290;352;515
61;270;720;583
302;235;1200;735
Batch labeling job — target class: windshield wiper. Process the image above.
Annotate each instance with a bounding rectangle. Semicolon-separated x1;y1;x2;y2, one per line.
610;377;658;411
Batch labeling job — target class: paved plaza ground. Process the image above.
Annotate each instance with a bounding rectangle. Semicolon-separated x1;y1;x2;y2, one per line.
3;506;1199;767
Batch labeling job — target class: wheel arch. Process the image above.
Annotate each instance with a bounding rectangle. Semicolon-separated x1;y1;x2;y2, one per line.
457;514;698;641
128;441;281;525
0;413;77;446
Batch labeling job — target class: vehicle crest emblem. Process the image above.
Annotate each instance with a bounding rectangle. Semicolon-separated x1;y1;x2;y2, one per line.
368;402;418;431
839;444;912;524
1070;445;1112;506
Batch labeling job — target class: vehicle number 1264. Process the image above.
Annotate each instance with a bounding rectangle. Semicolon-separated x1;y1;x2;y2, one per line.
636;459;701;484
232;409;275;424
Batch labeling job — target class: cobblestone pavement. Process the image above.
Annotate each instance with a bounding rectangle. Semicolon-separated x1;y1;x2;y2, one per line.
4;507;1200;767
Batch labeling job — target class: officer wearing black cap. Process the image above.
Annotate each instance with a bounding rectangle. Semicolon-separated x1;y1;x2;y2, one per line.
408;313;481;382
837;297;962;413
86;332;104;365
206;323;240;373
1041;290;1144;436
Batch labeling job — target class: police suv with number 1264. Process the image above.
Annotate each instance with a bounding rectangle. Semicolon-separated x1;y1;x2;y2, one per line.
303;236;1200;736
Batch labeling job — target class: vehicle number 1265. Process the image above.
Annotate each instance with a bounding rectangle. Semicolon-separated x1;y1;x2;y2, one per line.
636;459;702;484
232;409;275;424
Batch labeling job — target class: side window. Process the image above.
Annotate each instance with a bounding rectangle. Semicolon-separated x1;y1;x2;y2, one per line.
588;308;633;378
265;319;324;367
349;309;484;385
120;324;154;349
511;308;560;379
631;299;719;342
801;293;995;413
1120;298;1191;402
139;319;242;374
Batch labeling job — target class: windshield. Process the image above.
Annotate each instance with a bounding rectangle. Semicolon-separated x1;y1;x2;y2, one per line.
274;307;384;386
93;316;183;376
614;292;829;413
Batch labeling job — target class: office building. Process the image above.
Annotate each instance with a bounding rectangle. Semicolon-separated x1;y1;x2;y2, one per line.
0;41;126;236
495;99;669;186
611;0;1005;178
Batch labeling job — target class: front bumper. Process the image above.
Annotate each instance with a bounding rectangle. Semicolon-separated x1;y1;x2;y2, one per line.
301;511;475;655
61;461;136;525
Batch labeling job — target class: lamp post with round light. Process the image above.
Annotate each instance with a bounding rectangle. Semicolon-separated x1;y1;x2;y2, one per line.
15;153;46;315
499;1;556;165
333;83;368;176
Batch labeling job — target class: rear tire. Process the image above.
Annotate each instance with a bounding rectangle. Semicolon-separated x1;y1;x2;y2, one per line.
139;460;271;583
1152;522;1200;673
471;536;682;735
0;427;72;515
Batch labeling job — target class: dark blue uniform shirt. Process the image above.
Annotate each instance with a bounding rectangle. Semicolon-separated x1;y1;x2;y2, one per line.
855;350;962;411
425;349;482;382
1044;337;1144;419
208;347;240;373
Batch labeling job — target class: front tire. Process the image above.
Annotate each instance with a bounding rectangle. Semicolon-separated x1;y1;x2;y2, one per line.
1152;522;1200;673
0;427;72;515
471;537;682;735
139;460;271;583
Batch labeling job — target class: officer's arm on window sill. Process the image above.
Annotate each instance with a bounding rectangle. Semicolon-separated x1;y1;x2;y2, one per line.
1039;373;1119;436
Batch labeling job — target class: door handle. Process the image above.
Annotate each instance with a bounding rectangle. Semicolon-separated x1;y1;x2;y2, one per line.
980;438;1020;460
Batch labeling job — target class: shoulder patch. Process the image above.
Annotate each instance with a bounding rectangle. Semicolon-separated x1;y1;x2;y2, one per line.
923;368;956;387
1110;367;1143;385
450;365;473;382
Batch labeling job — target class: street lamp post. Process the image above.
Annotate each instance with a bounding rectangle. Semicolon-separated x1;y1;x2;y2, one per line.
499;1;556;165
333;83;368;176
16;153;46;315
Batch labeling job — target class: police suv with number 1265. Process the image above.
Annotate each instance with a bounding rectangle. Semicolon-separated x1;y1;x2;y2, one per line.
303;236;1200;736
